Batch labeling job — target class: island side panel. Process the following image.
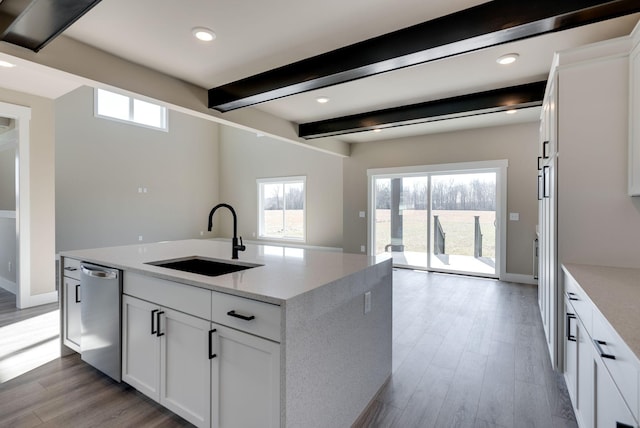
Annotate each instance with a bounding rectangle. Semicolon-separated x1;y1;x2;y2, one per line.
283;259;392;427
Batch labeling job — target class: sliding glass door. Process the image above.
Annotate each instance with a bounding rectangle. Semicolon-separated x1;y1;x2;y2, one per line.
430;172;496;276
369;161;505;278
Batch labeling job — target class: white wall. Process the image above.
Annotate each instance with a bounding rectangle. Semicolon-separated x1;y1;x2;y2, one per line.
558;53;640;268
56;86;220;251
218;126;343;248
343;122;540;276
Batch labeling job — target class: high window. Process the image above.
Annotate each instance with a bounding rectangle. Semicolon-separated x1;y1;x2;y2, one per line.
257;177;306;242
95;88;168;131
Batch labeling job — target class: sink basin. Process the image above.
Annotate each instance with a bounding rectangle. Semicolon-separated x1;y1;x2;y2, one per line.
146;257;261;277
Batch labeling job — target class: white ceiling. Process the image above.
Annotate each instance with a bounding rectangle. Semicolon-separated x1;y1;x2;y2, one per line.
3;2;640;143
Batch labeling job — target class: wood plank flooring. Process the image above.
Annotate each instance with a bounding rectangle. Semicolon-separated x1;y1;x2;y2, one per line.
355;269;577;428
0;288;60;382
0;270;576;427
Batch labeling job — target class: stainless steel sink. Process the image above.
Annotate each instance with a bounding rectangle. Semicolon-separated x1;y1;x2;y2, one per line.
146;257;261;277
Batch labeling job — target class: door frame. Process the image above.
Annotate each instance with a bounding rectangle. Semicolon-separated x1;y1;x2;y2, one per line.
367;159;508;280
0;101;32;308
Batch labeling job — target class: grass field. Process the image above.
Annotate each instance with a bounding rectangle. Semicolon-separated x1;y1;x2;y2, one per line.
263;209;304;239
374;209;495;257
263;209;496;258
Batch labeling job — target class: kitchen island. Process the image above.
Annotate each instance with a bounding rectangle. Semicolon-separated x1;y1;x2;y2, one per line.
60;239;392;428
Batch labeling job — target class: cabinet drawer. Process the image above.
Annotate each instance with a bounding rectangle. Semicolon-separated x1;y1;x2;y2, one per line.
124;272;211;320
564;273;592;331
62;257;81;280
211;291;281;342
592;310;639;420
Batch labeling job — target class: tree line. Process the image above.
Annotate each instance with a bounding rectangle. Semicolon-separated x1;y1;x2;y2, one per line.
376;178;496;211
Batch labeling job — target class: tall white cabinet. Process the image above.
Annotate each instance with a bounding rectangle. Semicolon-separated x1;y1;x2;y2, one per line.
538;22;640;369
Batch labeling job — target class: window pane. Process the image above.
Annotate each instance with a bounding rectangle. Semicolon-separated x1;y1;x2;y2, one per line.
96;89;130;121
133;99;165;128
262;183;284;238
258;179;305;241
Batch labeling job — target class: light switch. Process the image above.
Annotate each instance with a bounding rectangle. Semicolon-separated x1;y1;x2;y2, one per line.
359;211;366;218
509;212;520;221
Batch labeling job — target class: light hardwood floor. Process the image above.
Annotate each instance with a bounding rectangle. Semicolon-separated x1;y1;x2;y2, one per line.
0;270;576;427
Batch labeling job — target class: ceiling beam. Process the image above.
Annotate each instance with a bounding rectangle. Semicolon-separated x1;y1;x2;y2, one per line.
1;0;102;52
298;81;546;139
208;0;640;112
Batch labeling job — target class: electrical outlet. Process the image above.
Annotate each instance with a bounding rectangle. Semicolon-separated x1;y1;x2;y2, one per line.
200;231;204;236
360;245;366;253
364;291;372;314
359;211;366;218
509;212;520;221
138;235;143;241
137;187;143;193
8;261;11;272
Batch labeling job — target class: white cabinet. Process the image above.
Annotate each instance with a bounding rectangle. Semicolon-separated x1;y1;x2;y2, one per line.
562;267;639;428
211;324;280;428
596;360;637;428
61;257;82;352
122;295;160;399
122;275;282;428
122;295;212;428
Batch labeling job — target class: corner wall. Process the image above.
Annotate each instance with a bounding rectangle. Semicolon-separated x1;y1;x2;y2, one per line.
218;126;343;248
55;86;220;251
343;122;539;276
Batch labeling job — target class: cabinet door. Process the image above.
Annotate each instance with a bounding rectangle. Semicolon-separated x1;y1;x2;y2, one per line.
564;300;578;403
122;295;161;401
63;277;82;350
160;308;211;428
595;358;637;428
630;40;640;196
211;324;280;428
577;320;594;428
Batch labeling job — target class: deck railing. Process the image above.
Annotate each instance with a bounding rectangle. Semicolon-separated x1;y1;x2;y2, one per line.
474;215;483;258
433;215;446;255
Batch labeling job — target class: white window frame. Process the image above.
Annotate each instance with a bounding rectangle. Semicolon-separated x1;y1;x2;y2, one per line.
94;88;168;132
257;176;306;243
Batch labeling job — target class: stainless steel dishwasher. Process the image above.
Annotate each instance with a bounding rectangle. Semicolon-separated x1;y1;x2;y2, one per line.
80;262;122;381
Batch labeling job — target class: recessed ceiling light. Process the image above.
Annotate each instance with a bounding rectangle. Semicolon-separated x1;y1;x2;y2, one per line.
316;96;330;104
505;109;518;114
192;27;216;42
373;128;382;133
0;60;16;68
496;53;519;65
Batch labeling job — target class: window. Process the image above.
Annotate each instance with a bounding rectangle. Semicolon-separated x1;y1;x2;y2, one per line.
258;177;306;242
95;88;168;131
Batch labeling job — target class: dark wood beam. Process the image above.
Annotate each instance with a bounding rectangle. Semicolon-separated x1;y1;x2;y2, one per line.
1;0;102;52
208;0;640;112
298;81;546;139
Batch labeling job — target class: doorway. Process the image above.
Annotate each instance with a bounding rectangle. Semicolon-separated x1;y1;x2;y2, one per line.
368;160;507;279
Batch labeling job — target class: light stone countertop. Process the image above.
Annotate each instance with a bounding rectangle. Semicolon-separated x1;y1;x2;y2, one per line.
563;263;640;358
60;239;391;305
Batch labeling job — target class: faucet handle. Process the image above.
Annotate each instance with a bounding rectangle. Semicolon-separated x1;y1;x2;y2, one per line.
237;236;246;251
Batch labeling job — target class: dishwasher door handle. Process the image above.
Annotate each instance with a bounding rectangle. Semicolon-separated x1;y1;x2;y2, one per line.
81;265;118;280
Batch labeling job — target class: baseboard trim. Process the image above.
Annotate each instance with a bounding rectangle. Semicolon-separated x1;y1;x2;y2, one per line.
352;374;391;427
501;273;538;285
0;276;16;294
21;291;58;308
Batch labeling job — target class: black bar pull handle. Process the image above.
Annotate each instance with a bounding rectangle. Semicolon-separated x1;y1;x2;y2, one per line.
594;339;616;360
75;284;81;303
566;313;576;342
156;311;165;337
151;309;158;335
543;140;550;159
208;329;218;359
537;156;542;171
227;310;255;321
566;292;578;301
